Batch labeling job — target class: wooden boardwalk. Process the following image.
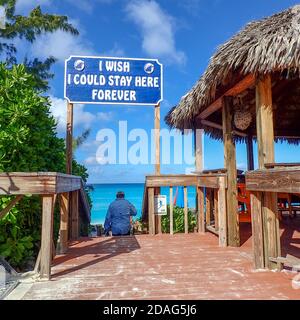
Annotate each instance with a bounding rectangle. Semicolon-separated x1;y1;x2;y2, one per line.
21;225;300;300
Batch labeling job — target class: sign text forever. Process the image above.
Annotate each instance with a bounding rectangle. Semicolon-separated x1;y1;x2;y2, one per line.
64;56;163;105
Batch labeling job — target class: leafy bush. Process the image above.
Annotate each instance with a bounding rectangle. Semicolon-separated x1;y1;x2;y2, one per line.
135;206;197;234
0;64;89;270
161;206;197;233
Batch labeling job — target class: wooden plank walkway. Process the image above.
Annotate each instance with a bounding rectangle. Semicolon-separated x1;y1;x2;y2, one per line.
21;228;300;300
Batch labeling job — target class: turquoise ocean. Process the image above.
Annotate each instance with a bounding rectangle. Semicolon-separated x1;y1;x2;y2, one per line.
90;183;197;224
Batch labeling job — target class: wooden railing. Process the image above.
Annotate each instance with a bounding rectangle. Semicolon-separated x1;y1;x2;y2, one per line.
0;172;91;280
246;165;300;270
143;172;228;247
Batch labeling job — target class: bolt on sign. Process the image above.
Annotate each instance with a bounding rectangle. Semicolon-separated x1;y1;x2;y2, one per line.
64;56;163;105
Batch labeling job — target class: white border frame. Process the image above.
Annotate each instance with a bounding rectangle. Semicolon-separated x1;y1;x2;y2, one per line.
64;55;163;106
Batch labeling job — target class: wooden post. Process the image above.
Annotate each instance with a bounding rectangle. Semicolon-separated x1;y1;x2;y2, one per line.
148;188;155;235
223;96;240;247
154;103;161;234
70;190;79;240
206;188;212;226
154;103;161;175
256;75;274;169
214;189;219;231
256;74;281;269
197;187;205;233
57;193;69;254
218;177;227;247
251;192;265;269
184;186;188;234
246;135;254;171
194;129;204;235
40;195;55;280
170;187;174;235
194;129;204;172
155;187;162;234
66;102;73;174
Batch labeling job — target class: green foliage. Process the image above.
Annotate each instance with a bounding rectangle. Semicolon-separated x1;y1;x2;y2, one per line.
0;0;79;89
0;64;90;269
161;206;197;234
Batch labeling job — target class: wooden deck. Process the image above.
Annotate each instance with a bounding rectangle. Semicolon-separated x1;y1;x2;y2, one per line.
20;221;300;300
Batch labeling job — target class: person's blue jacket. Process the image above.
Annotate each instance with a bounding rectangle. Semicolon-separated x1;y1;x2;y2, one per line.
104;198;137;235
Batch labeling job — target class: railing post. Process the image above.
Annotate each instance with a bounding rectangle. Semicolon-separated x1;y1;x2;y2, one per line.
57;192;69;254
155;188;162;234
40;195;55;280
197;187;205;233
214;189;219;232
218;177;227;247
70;190;79;240
250;191;265;269
170;187;174;235
206;188;212;227
184;186;188;234
148;187;155;235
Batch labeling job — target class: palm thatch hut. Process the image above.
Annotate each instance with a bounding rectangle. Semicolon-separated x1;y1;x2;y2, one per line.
165;5;300;270
166;4;300;144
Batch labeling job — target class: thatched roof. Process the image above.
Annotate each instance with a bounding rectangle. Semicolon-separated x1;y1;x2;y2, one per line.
166;5;300;143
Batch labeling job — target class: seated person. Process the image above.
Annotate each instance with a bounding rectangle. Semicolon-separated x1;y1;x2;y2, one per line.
104;191;137;236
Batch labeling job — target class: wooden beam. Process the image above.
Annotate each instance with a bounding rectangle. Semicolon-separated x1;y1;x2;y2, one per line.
184;186;188;234
223;96;240;247
170;187;174;235
206;188;212;226
255;74;280;270
262;192;280;269
155;187;162;235
246;167;300;193
148;188;155;235
0;195;23;219
154;103;160;175
0;172;81;195
146;175;198;187
200;119;247;137
66;102;73;175
246;135;254;171
214;189;219;232
70;190;79;240
154;104;161;235
218;177;227;247
256;75;275;169
206;225;219;235
197;187;205;233
194;129;204;171
264;162;300;169
40;195;55;280
250;192;265;269
198;74;255;120
57;193;69;254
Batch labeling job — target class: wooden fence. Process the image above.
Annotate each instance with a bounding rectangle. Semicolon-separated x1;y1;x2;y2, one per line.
0;172;90;280
143;173;228;247
246;165;300;270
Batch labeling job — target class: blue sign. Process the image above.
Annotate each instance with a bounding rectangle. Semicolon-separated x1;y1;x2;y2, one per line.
64;56;163;105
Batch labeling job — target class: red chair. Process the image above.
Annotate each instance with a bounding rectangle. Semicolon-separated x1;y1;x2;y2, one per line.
237;183;252;223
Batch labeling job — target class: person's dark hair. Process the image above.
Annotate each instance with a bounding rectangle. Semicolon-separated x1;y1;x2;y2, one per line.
116;191;125;199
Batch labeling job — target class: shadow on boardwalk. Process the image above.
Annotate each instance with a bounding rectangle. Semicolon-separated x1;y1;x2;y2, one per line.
53;236;141;278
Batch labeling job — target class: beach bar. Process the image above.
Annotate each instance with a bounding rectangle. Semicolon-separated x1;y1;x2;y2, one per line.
163;5;300;270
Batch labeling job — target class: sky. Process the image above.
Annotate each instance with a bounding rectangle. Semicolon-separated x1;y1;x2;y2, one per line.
11;0;300;183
